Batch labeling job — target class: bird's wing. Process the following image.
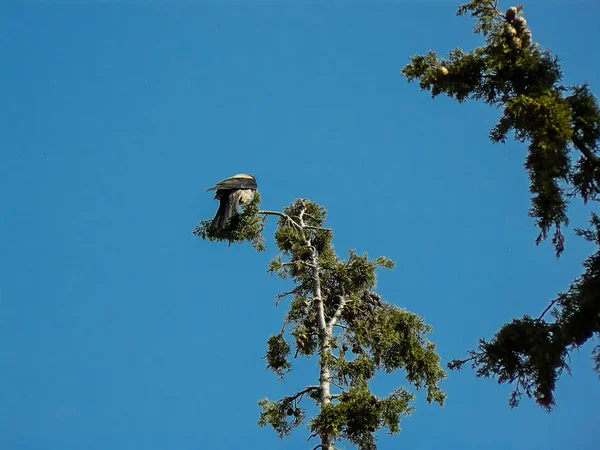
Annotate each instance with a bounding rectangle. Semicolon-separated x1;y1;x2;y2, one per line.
205;174;257;192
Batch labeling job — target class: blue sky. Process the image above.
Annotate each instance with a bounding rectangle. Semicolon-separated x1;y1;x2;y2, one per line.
1;1;598;449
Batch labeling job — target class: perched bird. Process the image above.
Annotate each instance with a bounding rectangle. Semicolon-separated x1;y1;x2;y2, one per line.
205;173;258;231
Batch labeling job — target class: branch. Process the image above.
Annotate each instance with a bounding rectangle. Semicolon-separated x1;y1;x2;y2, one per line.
573;139;600;165
305;225;333;232
538;298;559;321
259;209;332;231
299;204;308;225
328;379;344;391
311;445;324;450
492;0;503;18
301;205;327;334
259;210;303;229
283;385;320;404
275;287;302;306
258;210;288;218
455;355;478;365
328;295;347;328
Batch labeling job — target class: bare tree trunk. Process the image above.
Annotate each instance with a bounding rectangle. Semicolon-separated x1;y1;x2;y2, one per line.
301;208;335;450
313;251;334;450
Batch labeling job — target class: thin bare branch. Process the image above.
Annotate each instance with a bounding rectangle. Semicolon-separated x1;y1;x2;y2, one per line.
275;288;301;306
573;139;600;165
455;355;479;365
492;1;503;18
328;379;344;391
259;208;332;232
258;210;288;218
283;385;320;405
538;298;559;321
259;210;302;229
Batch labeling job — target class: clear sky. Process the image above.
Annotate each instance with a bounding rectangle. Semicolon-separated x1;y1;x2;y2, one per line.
1;1;598;449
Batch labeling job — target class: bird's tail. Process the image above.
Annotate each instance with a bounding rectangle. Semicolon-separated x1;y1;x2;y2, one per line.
210;194;239;231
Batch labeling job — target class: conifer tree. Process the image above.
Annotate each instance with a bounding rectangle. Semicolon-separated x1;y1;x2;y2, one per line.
194;194;446;450
402;0;600;410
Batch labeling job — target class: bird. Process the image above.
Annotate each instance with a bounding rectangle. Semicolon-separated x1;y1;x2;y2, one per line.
205;173;258;231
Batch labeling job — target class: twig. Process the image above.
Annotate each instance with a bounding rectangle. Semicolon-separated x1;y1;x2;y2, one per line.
259;209;332;232
573;139;600;165
307;433;319;442
259;210;303;229
328;379;344;391
283;386;320;405
258;210;288;219
492;0;503;18
538;298;559;321
311;445;324;450
455;355;478;365
276;288;301;306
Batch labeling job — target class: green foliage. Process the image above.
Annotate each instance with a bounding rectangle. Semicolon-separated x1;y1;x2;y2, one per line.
192;192;266;251
449;316;570;409
568;85;600;202
412;1;600;410
257;199;446;449
402;1;600;257
456;0;504;36
265;334;292;380
447;213;600;413
338;291;446;404
257;396;306;439
308;387;414;450
449;219;600;411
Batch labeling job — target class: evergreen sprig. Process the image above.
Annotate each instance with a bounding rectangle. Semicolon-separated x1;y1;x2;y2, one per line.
403;0;600;410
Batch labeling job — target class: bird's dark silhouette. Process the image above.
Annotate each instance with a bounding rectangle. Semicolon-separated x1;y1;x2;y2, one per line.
205;174;258;231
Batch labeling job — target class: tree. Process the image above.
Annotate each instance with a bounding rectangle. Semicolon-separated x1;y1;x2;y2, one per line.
402;0;600;410
194;194;446;450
